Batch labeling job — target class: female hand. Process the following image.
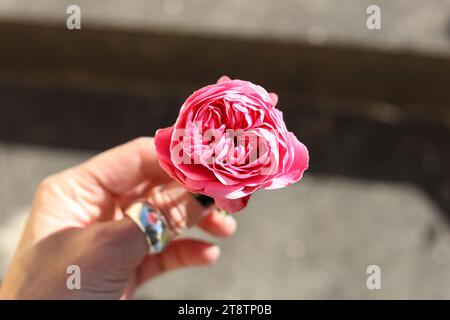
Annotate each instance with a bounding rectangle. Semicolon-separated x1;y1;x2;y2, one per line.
0;137;239;299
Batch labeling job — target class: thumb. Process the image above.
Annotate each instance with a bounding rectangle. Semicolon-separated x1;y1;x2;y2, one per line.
94;217;149;267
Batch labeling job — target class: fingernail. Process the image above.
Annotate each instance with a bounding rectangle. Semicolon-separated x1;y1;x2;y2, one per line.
205;245;221;260
217;209;230;217
193;194;215;208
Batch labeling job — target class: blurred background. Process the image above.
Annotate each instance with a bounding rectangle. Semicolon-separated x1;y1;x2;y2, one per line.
0;0;450;299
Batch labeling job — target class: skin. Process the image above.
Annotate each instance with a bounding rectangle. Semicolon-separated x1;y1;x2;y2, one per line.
0;137;239;300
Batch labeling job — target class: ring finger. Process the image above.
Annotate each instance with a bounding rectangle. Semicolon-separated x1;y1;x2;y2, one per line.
147;181;216;237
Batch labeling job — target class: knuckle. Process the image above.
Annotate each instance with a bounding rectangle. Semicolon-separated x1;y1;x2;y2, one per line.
149;186;187;234
133;136;153;147
165;198;187;235
36;176;58;195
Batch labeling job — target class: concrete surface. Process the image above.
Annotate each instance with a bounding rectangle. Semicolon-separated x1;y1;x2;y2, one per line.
0;0;449;56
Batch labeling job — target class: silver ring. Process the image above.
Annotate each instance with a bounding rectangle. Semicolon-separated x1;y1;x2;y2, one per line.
126;201;171;254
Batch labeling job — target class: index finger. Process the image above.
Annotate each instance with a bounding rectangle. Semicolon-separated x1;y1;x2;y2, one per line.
77;137;173;196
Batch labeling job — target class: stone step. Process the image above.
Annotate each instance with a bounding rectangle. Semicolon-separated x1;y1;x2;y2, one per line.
0;0;449;56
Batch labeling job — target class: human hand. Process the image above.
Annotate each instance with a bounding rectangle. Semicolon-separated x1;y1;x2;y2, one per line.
0;137;240;300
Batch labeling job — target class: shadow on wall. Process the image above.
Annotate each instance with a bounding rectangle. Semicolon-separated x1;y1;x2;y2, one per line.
0;22;449;221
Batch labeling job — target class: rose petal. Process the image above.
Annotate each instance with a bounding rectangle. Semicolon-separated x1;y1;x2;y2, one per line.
269;93;278;106
154;78;309;211
217;75;232;83
215;195;251;213
265;133;309;189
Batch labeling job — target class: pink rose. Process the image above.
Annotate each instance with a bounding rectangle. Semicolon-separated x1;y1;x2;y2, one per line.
155;76;309;212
